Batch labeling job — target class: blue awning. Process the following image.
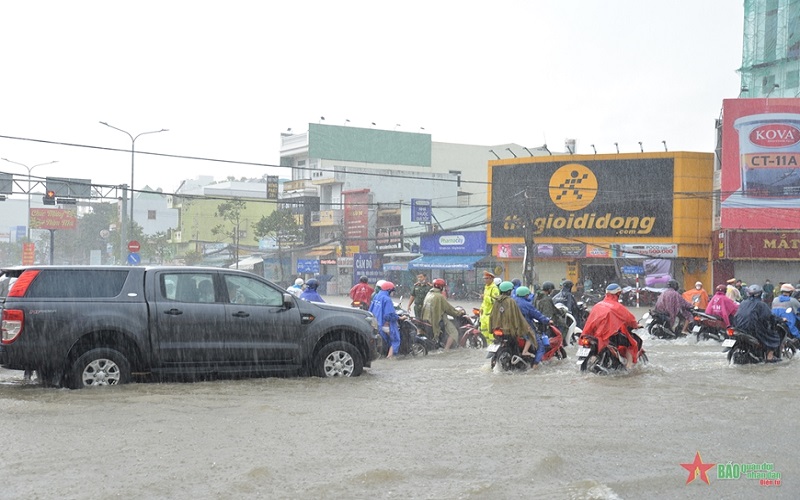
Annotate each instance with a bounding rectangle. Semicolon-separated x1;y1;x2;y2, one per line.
407;255;485;270
383;261;409;271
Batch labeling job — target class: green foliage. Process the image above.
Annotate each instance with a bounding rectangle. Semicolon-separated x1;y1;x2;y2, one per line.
252;209;302;245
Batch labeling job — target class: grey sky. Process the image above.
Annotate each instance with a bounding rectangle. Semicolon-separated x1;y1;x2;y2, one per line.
0;1;743;194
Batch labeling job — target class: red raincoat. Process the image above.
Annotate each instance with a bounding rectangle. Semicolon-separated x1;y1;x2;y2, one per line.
581;294;640;363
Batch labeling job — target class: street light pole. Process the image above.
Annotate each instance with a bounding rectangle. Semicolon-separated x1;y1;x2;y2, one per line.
99;122;168;226
1;158;59;241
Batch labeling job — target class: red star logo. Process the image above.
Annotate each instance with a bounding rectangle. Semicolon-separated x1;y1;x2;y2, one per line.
681;452;715;485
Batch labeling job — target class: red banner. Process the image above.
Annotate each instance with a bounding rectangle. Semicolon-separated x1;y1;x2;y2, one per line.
343;189;369;253
29;208;77;230
723;230;800;260
22;243;35;265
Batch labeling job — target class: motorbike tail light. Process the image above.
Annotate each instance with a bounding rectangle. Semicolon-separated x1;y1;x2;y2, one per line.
693;316;701;321
726;327;735;337
492;328;504;337
1;309;24;344
472;308;480;316
578;336;590;347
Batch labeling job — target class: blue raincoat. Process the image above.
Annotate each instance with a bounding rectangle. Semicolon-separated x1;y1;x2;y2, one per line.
300;289;325;303
772;294;800;339
370;290;400;354
514;295;550;364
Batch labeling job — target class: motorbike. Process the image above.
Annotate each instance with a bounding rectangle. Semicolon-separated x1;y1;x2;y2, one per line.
689;311;731;342
446;306;488;349
539;323;568;362
487;323;567;372
641;310;687;340
576;330;648;375
555;302;582;346
374;301;429;357
350;300;369;311
723;312;798;364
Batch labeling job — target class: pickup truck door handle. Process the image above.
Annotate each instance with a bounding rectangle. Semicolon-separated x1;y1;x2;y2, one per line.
231;311;250;318
164;308;183;315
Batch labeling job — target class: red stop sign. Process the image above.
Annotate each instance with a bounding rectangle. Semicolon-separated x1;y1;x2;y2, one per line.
128;240;140;252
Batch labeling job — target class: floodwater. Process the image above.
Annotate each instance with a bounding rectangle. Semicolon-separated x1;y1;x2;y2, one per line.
1;297;798;499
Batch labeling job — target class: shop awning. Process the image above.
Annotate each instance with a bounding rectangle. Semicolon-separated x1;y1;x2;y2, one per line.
407;255;485;270
304;246;338;257
229;255;264;271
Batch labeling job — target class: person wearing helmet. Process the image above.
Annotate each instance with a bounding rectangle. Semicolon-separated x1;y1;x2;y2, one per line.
370;281;400;358
514;286;553;362
535;281;567;334
553;280;583;328
299;278;325;303
682;281;709;310
654;279;694;335
421;278;464;350
407;273;432;319
735;283;781;361
726;278;742;302
480;271;501;342
287;277;305;298
349;275;374;310
372;280;387;302
581;283;642;368
705;284;739;327
489;281;534;356
771;283;800;339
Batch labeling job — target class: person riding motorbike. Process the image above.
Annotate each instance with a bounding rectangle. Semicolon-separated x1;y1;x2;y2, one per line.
705;284;739;327
772;283;800;339
421;278;464;349
370;281;401;358
682;281;709;309
735;284;781;362
489;281;535;356
513;286;553;362
287;278;304;298
580;283;641;368
535;281;566;334
654;279;694;335
299;278;325;303
349;275;374;310
553;280;583;328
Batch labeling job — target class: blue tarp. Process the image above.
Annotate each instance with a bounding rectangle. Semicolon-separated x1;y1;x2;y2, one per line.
407;254;485;270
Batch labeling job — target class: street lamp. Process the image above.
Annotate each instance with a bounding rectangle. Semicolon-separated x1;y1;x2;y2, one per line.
1;158;58;240
99;121;168;225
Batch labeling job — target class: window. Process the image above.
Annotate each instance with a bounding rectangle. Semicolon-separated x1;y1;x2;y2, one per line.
148;210;157;220
787;70;799;89
224;275;282;306
26;270;129;298
160;272;216;303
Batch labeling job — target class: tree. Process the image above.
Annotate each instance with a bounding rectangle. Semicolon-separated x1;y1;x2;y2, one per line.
253;209;302;283
143;231;171;264
211;199;246;268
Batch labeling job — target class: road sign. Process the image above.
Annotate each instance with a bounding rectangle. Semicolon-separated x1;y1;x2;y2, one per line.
127;252;141;265
128;240;140;252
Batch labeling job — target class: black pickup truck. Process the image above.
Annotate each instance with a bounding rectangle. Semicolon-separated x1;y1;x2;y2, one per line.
0;266;379;388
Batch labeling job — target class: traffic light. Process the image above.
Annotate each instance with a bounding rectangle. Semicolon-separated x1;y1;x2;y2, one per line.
43;190;56;206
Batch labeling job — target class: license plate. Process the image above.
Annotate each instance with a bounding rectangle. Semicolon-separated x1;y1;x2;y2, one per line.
692;325;701;333
487;344;499;353
576;347;591;358
722;338;736;348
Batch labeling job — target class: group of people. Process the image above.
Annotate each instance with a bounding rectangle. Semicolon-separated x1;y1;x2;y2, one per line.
285;277;324;303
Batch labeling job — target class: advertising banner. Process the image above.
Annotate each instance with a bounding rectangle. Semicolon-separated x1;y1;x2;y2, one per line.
534;243;586;258
353;253;382;285
490;158;673;239
611;244;678;259
721;98;800;229
375;225;403;252
411;199;431;222
344;190;370;253
722;230;800;260
420;231;487;254
29;208;77;230
297;259;320;274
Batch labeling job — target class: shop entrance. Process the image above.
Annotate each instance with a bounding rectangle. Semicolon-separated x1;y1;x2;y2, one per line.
580;264;617;293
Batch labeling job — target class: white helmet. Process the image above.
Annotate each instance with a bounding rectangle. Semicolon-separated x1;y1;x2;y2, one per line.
294;278;304;286
493;277;502;286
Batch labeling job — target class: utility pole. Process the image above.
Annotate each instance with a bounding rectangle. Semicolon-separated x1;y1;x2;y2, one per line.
521;188;536;286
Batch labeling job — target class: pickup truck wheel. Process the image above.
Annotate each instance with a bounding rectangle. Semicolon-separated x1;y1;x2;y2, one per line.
314;341;363;377
66;348;131;389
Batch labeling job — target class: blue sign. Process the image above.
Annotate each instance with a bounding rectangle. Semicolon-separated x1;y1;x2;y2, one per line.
297;259;320;274
420;231;487;255
353;253;382;286
127;252;141;266
621;265;645;275
411;198;431;222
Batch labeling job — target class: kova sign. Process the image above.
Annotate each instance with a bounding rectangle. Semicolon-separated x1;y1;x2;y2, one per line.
490;158;674;239
720;98;800;230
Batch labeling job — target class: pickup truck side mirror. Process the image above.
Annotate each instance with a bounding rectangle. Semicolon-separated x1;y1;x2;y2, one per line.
284;293;295;309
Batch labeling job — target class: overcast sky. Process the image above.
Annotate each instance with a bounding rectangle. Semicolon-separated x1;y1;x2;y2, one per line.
0;1;743;197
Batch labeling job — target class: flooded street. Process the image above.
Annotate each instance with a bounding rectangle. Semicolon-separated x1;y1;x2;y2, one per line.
1;301;798;499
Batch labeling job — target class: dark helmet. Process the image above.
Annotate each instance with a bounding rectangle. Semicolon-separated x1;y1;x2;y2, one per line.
747;283;763;297
306;278;319;290
562;280;574;290
667;279;679;291
511;278;521;287
715;284;726;293
542;281;555;292
432;278;446;289
359;275;368;283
